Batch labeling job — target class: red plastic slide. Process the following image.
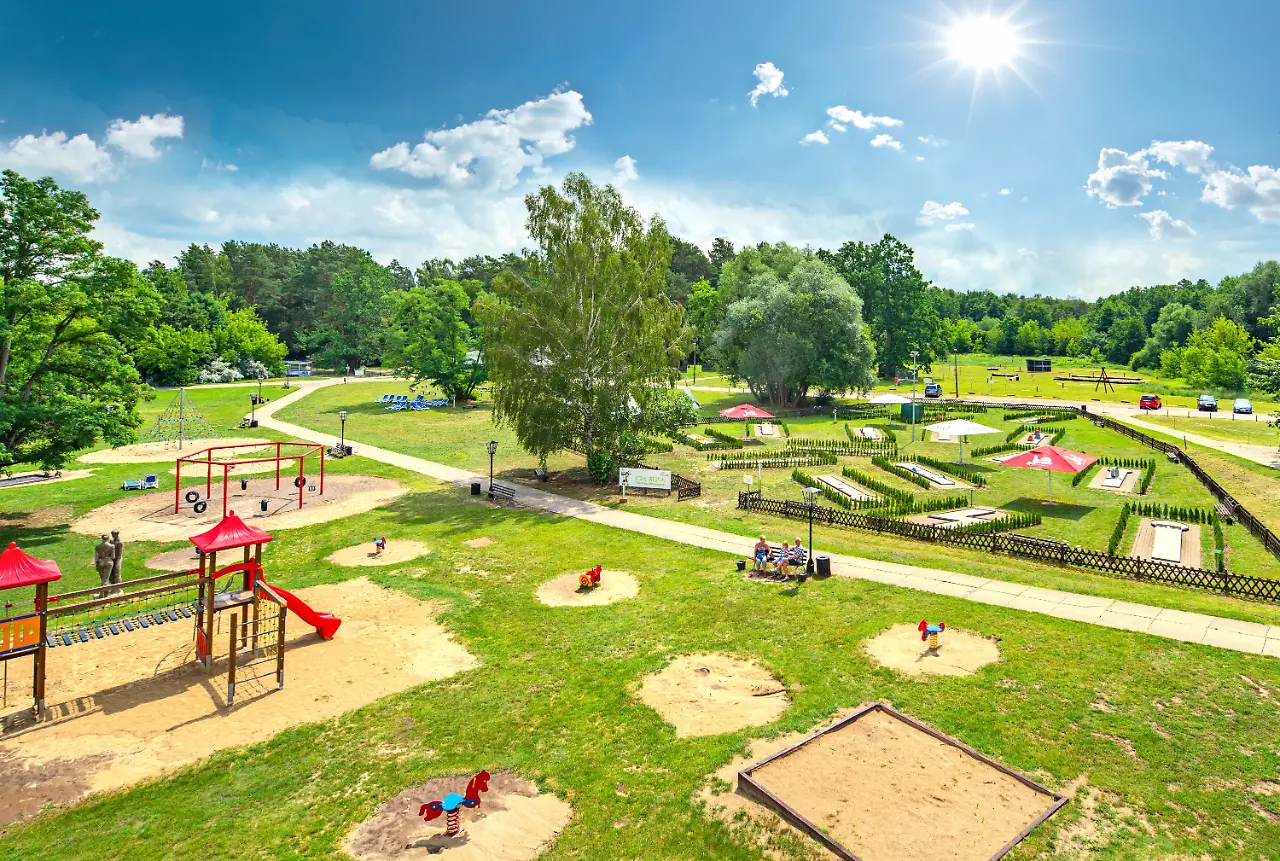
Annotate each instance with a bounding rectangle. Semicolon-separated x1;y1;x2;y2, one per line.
261;582;342;639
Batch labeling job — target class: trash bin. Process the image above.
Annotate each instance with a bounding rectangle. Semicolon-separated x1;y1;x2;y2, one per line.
816;555;831;576
344;445;354;456
900;403;924;422
470;482;482;496
249;419;259;428
736;560;746;571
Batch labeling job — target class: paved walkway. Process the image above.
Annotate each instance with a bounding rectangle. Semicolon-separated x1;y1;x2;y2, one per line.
255;380;1280;658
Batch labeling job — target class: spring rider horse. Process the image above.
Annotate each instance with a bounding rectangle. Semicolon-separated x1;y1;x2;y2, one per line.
579;565;603;589
419;770;491;837
919;619;946;650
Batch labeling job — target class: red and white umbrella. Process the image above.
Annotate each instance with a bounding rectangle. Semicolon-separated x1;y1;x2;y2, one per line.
1000;444;1098;503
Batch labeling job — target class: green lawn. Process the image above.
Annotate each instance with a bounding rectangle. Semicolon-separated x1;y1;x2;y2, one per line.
275;388;1280;620
3;474;1280;859
1128;412;1280;448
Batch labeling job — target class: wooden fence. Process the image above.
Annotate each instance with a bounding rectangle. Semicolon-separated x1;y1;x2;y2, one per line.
738;491;1280;602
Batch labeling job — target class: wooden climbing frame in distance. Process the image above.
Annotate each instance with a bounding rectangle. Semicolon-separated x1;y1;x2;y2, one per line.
174;441;325;518
735;702;1068;861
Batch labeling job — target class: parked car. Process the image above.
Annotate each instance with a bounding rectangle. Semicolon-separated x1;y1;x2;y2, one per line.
1197;394;1218;412
923;382;942;398
1233;398;1253;414
1139;394;1161;410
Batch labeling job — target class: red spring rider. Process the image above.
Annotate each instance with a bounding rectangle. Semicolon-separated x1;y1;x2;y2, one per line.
578;565;602;589
918;619;945;650
419;770;491;837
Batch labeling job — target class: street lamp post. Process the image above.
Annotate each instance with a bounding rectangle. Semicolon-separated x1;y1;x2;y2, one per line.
909;350;920;443
486;440;499;497
338;410;348;453
802;486;819;575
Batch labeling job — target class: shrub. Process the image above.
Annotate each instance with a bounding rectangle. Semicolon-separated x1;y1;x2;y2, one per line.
710;452;837;469
196;358;244;383
970;441;1021;459
787;437;897;457
778;421;791;438
954;511;1042;534
1108;502;1132;556
871;455;932;490
791;468;853;509
587;448;615;483
904;454;986;487
1071;461;1101;487
1213;517;1225;572
842;465;914;506
704;427;745;448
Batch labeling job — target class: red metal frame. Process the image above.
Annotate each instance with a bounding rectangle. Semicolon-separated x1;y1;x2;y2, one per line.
174;442;325;516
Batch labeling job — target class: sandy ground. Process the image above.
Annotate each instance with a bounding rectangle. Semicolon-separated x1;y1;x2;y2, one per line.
145;547;204;571
635;653;789;737
79;438;272;464
343;772;573;861
1089;467;1139;494
0;469;96;490
463;537;496;549
69;474;409;543
746;708;1058;861
863;624;1001;677
168;458;283;477
0;577;477;825
1130;519;1201;568
329;540;431;567
535;570;638;607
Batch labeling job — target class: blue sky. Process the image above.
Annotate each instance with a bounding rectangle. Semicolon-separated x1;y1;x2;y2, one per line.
3;0;1277;298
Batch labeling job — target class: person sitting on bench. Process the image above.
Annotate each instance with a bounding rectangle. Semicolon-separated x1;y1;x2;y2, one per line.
753;535;770;572
790;538;806;569
773;542;792;578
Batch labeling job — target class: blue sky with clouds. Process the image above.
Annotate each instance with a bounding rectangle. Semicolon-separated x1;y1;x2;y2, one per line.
3;0;1277;298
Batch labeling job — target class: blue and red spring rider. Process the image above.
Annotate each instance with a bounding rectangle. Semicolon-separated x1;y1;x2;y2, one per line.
420;770;491;837
919;619;945;650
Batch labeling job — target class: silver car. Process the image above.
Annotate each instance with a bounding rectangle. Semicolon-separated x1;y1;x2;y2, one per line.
1233;398;1253;414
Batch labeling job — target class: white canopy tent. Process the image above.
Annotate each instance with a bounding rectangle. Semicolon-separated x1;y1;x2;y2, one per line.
868;393;912;405
921;419;1003;463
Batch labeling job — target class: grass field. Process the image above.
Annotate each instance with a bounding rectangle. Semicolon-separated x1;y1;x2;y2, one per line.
1129;412;1280;447
275;385;1280;624
3;469;1280;859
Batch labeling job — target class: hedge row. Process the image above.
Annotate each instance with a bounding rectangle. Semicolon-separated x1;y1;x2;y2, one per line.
970;441;1022;459
705;427;746;448
1109;504;1132;556
1213;518;1225;572
841;465;915;506
954;510;1042;534
871;493;971;518
711;453;838;469
1128;500;1219;525
904;454;987;487
790;468;876;510
787;437;896;457
871;455;933;490
1001;409;1078;423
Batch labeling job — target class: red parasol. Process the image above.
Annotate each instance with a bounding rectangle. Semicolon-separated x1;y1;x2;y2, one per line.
0;541;62;591
1001;445;1098;503
719;404;775;440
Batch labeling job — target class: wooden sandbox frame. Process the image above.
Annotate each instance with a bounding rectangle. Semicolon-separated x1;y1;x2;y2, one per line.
735;702;1068;861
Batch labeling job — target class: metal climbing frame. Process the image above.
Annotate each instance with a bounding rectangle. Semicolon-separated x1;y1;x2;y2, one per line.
174;441;325;518
226;582;287;706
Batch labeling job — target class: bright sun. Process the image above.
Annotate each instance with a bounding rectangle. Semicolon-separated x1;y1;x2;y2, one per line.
946;14;1022;70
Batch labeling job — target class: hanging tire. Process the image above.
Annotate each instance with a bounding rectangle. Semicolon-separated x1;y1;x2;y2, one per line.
193;500;208;514
184;490;200;504
294;476;306;488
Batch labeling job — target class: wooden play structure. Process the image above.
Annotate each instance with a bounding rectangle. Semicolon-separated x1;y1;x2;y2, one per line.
1052;367;1145;389
175;441;326;518
0;513;341;718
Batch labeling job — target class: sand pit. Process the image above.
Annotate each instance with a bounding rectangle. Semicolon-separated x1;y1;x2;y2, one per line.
1088;466;1140;494
79;437;272;464
329;540;430;567
343;772;573;861
0;469;96;490
636;653;788;737
69;474;409;543
535;570;638;607
731;704;1062;861
463;537;496;549
1130;519;1201;568
145;547;203;571
0;577;477;825
863;624;1001;677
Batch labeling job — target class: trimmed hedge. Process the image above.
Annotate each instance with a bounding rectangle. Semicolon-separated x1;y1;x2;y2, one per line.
1213;518;1225;572
954;510;1042;534
1109;503;1132;556
904;454;987;487
710;452;837;469
841;465;915;506
870;493;971;517
1002;409;1078;423
1128;500;1218;525
787;437;896;457
871;455;933;489
791;468;859;510
704;427;746;448
970;441;1021;459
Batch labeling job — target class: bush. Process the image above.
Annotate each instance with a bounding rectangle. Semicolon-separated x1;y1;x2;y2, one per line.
970;441;1021;458
710;452;837;469
1071;461;1100;487
871;455;932;490
791;468;853;509
904;454;986;487
787;437;896;457
238;358;269;380
1108;503;1132;556
954;510;1042;534
587;448;615;483
196;358;244;383
704;427;745;449
778;421;790;438
1213;517;1225;572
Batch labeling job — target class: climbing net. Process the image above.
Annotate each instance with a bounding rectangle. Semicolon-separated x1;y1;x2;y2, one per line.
140;388;219;446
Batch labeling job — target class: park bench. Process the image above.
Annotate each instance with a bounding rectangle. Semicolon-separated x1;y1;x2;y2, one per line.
534;468;549;482
1215;502;1235;525
1166;451;1180;464
488;483;516;502
747;544;808;572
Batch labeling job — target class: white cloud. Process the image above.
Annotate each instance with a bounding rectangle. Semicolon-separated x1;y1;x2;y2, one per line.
829;122;846;132
370;90;592;189
945;221;976;232
0;130;113;182
917;135;948;147
202;157;239;172
826;106;902;130
1143;140;1214;174
998;188;1012;196
1138;209;1196;240
105;113;184;159
1084;147;1167;207
917;200;969;225
613;154;638;185
800;130;829;146
747;62;788;107
870;134;902;150
915;155;925;162
1201;164;1280;223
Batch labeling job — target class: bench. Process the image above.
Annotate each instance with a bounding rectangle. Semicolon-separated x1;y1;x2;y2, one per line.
488;483;516;501
1166;451;1180;463
747;544;808;576
1215;502;1235;525
534;468;548;482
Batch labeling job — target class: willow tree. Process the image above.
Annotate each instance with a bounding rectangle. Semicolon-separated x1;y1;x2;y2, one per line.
476;174;689;471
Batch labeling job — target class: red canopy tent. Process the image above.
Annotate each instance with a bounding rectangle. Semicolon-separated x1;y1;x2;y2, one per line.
1000;445;1098;503
719;404;775;438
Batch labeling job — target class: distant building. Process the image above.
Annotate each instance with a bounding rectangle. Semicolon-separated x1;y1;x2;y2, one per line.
284;360;312;377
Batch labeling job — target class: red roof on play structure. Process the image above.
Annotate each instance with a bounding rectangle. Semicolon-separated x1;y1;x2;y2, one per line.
189;510;273;553
0;542;62;590
719;404;775;419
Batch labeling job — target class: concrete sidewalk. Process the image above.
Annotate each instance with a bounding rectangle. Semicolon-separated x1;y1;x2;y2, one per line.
256;381;1280;658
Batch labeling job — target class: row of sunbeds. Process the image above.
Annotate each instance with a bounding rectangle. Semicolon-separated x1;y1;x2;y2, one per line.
376;394;449;411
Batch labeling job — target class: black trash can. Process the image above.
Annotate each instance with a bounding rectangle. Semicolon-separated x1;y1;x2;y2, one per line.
736;560;746;571
470;481;482;496
249;419;259;428
816;555;831;576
